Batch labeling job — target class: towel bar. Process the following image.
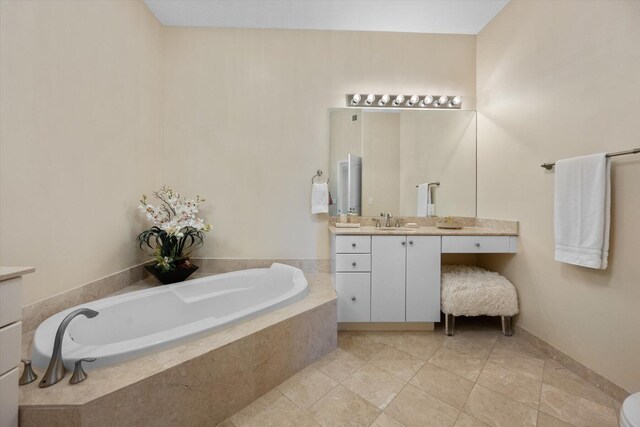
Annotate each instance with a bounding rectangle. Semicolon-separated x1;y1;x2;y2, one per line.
541;148;640;170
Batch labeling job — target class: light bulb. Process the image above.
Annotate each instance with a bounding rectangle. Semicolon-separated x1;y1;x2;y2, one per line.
364;94;376;106
419;95;433;107
351;94;361;105
392;95;405;106
406;95;419;107
378;94;390;106
451;96;462;106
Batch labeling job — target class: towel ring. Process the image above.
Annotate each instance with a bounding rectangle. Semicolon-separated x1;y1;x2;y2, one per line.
311;169;328;184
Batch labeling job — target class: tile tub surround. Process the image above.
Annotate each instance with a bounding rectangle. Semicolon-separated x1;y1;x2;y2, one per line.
19;272;337;426
329;216;518;236
222;319;622;427
21;263;148;334
21;258;330;334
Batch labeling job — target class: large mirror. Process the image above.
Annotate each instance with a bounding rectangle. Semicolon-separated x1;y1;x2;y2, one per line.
329;109;476;217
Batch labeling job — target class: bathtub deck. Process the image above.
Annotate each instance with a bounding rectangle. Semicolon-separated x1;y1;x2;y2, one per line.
19;272;337;426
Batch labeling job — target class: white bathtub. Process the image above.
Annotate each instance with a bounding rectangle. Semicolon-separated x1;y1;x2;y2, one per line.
32;263;309;370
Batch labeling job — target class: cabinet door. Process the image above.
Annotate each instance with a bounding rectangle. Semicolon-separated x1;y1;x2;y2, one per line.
371;236;406;322
406;236;441;322
335;273;371;322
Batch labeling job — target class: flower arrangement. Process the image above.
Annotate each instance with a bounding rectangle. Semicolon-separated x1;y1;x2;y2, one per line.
137;186;212;275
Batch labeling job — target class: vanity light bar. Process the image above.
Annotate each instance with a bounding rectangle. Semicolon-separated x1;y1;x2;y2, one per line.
346;94;462;109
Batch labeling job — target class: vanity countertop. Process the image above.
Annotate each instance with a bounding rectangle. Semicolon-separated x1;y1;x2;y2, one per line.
0;266;35;282
329;225;517;236
328;217;518;236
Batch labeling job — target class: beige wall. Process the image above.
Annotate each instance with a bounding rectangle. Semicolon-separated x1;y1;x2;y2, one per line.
162;28;476;258
476;0;640;391
1;4;476;304
0;1;163;304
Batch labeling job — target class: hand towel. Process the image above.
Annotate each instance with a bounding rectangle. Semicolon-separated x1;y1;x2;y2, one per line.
554;153;611;269
311;182;329;214
416;183;429;217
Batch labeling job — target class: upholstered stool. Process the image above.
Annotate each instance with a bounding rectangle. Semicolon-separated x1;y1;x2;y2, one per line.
441;265;519;336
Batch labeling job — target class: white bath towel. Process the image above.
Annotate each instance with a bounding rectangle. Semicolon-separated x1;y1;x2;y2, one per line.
311;182;329;214
554;153;611;269
416;183;429;217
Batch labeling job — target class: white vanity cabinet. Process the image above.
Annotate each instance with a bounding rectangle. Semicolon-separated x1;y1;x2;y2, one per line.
331;227;518;328
406;237;441;322
333;236;372;322
371;236;441;322
371;236;407;322
0;267;33;427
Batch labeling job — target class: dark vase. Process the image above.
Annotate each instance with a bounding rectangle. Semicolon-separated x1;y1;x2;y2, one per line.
144;264;199;285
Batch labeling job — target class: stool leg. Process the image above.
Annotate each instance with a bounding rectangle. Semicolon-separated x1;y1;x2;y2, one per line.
501;316;513;336
445;313;455;336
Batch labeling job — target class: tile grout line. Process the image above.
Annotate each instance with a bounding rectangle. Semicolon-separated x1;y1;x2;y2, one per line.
537;382;619;425
353;340;416;426
537;359;548;426
453;332;498;425
374;334;450;425
540;366;620;412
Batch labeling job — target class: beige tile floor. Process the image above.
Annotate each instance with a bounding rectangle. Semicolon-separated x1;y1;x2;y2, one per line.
219;318;621;427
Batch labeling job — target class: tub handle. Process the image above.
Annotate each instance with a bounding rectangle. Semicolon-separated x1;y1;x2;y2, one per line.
19;359;38;385
70;357;96;385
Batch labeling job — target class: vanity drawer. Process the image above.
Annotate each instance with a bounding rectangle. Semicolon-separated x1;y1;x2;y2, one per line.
335;273;371;322
0;322;21;376
0;367;18;427
336;254;371;272
442;236;511;253
335;236;371;254
0;277;22;327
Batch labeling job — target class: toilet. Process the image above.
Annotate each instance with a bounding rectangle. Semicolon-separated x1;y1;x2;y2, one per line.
621;392;640;427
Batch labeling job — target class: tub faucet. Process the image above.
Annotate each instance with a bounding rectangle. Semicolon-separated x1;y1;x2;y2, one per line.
39;308;99;388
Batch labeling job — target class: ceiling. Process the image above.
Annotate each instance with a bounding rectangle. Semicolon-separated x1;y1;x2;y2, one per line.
143;0;510;35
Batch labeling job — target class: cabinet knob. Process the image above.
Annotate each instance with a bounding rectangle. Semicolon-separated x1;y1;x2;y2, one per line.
352;243;357;248
352;262;357;267
351;296;356;302
401;241;406;246
409;240;414;246
475;242;480;247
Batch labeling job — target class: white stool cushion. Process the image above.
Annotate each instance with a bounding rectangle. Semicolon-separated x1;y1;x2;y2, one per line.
441;265;519;317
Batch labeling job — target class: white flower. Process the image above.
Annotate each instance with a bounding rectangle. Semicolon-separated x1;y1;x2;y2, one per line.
138;186;212;234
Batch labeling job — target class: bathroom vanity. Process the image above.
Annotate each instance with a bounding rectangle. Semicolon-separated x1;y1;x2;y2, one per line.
0;266;34;427
329;219;517;329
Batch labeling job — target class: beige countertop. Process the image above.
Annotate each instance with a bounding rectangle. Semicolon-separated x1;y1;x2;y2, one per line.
0;266;35;282
329;225;517;236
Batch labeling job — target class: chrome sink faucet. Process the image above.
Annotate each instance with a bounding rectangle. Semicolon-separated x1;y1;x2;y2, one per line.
39;308;99;388
385;212;393;227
